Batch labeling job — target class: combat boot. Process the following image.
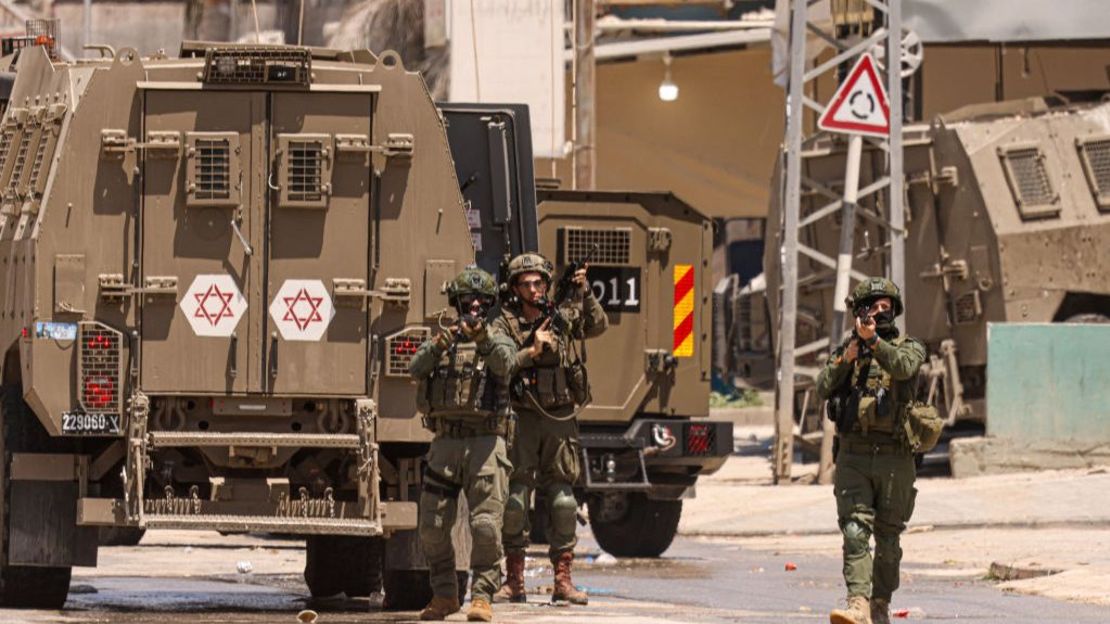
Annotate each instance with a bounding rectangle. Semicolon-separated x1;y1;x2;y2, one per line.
829;595;872;624
419;595;461;621
492;552;527;603
551;551;588;605
467;597;493;622
870;598;890;624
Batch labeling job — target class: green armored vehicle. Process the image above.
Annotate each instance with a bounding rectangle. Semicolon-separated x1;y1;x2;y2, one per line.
0;40;481;608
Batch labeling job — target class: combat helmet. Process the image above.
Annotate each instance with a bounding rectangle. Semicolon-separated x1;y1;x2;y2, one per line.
848;276;904;317
445;265;498;307
506;252;554;285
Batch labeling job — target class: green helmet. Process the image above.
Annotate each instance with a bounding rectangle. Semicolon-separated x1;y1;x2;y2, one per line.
506;252;553;285
848;276;904;317
445;265;497;306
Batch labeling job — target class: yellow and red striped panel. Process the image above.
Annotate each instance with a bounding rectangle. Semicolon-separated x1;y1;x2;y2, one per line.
673;264;695;357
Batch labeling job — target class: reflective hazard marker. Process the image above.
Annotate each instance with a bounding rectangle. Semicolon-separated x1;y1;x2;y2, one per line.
673;264;695;357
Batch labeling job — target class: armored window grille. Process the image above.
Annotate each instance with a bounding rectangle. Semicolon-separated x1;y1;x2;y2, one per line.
1077;135;1110;212
28;126;56;196
385;327;431;377
563;227;632;266
7;128;34;195
194;139;231;201
288;140;324;202
278;134;331;208
203;47;311;86
998;144;1060;220
0;122;16;184
78;322;125;415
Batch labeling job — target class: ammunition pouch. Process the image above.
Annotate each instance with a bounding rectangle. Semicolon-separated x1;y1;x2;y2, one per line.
423;415;512;439
900;401;943;453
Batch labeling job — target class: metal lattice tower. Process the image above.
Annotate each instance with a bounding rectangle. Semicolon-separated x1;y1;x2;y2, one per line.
773;0;906;483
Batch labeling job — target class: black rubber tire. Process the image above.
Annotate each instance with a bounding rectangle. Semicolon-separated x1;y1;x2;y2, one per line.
589;493;682;558
304;535;384;598
98;526;147;547
0;384;73;608
382;569;468;610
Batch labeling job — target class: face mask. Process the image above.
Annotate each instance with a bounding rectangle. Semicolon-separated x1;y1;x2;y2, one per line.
872;309;897;335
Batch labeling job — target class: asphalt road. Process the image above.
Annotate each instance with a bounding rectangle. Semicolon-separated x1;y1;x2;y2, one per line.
4;531;1109;624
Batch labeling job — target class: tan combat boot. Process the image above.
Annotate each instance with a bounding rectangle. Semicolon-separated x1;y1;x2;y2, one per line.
829;595;872;624
419;595;461;621
551;551;588;605
467;597;493;622
492;552;527;603
870;597;890;624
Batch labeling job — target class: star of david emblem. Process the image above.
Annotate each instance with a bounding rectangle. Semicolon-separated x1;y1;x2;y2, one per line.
193;283;235;326
282;287;324;331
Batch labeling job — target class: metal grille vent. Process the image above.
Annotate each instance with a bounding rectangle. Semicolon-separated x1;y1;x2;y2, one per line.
28;129;51;194
564;227;631;265
288;140;324;202
203;47;311;86
194;139;231;201
999;145;1059;219
7;129;33;193
952;291;981;325
385;327;431;377
78;322;124;414
1078;136;1110;211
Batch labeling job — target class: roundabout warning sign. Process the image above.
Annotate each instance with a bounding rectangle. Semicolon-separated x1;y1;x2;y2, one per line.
817;53;891;138
269;279;335;342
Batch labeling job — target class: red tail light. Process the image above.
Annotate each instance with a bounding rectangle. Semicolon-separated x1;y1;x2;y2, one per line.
84;377;116;409
686;424;714;456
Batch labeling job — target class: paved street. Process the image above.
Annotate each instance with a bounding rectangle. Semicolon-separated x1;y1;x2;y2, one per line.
2;526;1108;624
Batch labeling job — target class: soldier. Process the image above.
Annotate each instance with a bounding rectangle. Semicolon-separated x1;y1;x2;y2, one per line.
409;266;518;622
816;277;927;624
491;252;608;605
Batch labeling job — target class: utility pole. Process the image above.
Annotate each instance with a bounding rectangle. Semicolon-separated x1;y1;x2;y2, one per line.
774;0;907;484
574;0;596;190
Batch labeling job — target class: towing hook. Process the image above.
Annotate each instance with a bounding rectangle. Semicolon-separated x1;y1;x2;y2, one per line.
652;423;677;451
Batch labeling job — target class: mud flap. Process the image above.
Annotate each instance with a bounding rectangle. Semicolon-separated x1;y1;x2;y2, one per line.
8;481;98;566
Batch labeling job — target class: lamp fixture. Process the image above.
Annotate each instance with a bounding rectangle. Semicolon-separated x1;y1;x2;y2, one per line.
658;53;678;102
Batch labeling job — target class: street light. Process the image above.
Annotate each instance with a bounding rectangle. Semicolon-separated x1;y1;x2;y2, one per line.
658;53;678;102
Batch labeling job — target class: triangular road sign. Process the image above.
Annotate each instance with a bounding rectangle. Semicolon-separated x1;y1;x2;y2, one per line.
818;53;890;137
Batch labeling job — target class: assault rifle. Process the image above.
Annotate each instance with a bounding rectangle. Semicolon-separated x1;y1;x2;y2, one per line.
527;243;598;345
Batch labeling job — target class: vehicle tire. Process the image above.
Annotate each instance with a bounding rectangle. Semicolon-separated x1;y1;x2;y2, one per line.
1065;313;1110;324
0;383;73;608
382;569;468;610
98;526;147;547
588;492;682;558
304;535;384;598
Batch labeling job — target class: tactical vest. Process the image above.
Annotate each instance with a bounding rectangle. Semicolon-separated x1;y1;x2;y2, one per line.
847;336;910;435
501;308;590;412
416;342;511;421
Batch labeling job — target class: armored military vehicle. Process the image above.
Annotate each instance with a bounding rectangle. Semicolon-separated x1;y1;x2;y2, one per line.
440;104;733;557
763;97;1110;437
0;40;480;608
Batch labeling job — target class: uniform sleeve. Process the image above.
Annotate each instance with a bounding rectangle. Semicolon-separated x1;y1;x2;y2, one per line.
815;341;853;400
475;331;518;378
408;338;444;380
871;336;927;381
571;290;608;339
489;312;534;370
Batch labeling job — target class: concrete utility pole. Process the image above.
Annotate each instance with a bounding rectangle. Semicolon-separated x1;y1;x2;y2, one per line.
574;0;597;190
775;0;907;484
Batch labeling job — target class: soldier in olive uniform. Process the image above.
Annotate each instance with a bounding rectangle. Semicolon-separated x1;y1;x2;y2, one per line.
817;277;927;624
409;266;518;622
490;253;608;605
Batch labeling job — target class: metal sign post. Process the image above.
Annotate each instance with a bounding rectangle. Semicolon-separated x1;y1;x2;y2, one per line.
773;0;907;484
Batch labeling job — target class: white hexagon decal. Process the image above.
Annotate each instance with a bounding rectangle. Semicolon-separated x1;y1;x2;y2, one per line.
180;274;248;337
269;279;335;342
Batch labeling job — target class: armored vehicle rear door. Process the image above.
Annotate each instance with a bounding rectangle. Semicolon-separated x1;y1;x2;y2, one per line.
265;92;371;395
141;91;261;393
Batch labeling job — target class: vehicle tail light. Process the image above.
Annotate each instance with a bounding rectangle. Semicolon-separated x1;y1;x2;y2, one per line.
685;424;714;456
78;322;124;414
384;327;432;377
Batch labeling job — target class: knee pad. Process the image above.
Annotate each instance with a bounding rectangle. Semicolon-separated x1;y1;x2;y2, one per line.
841;519;872;558
502;489;529;535
548;487;578;528
471;514;501;552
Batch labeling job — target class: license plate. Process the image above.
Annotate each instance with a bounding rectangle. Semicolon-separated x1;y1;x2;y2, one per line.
61;412;123;435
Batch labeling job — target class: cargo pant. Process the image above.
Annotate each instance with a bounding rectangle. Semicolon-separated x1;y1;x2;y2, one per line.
419;433;512;602
501;409;581;558
833;435;918;602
